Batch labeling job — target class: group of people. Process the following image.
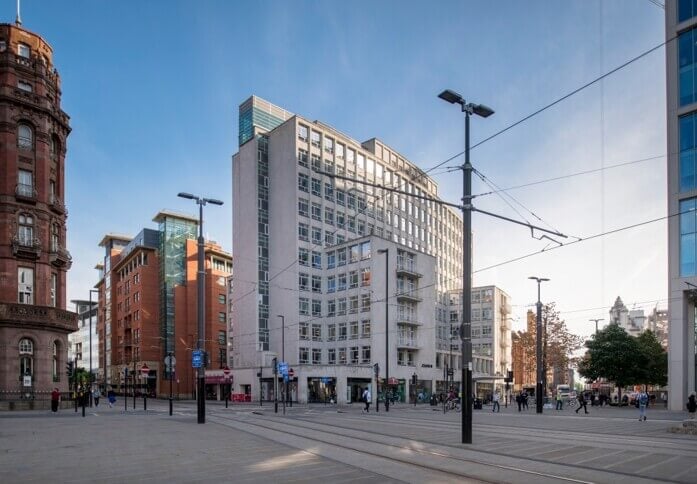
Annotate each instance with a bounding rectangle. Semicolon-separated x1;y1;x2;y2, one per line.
515;390;530;411
50;386;117;412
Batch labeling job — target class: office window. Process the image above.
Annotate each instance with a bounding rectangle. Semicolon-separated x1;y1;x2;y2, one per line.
327;251;336;269
328;348;336;364
361;268;371;286
311;202;322;221
299;297;310;315
327;324;336;341
349;296;359;313
298;149;309;167
681;113;697;191
312;251;322;269
338;347;347;364
18;267;33;304
311;226;322;244
299;322;309;340
336;190;345;206
338;273;347;291
218;331;226;345
327;298;336;316
299;347;309;364
312;299;322;316
350;245;360;263
681;198;697;276
337;298;347;315
312;348;322;364
350;321;359;339
680;28;697;106
337;248;347;266
361;294;371;312
327;276;336;293
298;223;309;241
298;124;308;141
361;346;371;364
298;198;309;217
361;320;371;338
299;247;309;266
298;173;309;192
326;232;335;245
338;322;347;340
17;43;30;58
336;211;345;229
311;131;320;148
680;0;697;23
349;271;358;289
350;347;359;364
312;324;322;342
325;207;334;225
312;155;322;172
299;273;309;291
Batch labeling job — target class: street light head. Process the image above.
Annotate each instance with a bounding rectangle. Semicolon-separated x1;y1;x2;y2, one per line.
471;103;495;118
205;198;224;206
377;249;388;254
438;89;464;105
177;192;195;200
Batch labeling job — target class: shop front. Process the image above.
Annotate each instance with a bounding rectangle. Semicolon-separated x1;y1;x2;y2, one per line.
307;377;337;403
205;370;233;401
347;377;372;404
414;379;433;403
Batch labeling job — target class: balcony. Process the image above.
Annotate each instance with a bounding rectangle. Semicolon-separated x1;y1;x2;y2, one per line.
396;337;420;349
49;244;72;269
15;184;37;203
396;290;422;303
123;337;133;347
0;302;77;333
396;258;422;278
395;312;421;326
11;235;41;259
49;194;66;215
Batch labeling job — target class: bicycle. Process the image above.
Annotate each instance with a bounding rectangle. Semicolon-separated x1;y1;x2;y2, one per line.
566;398;576;408
444;398;460;412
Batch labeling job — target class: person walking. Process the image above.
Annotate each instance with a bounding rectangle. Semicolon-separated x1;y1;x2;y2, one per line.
575;392;588;414
107;387;116;408
555;390;563;411
522;391;529;410
687;392;697;419
362;387;371;413
492;391;500;413
92;387;101;407
50;387;60;413
638;390;649;421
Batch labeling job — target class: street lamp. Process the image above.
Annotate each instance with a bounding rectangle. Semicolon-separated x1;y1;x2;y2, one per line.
88;289;98;407
277;314;286;415
377;248;390;412
589;318;604;334
438;89;494;444
178;191;224;424
528;276;550;414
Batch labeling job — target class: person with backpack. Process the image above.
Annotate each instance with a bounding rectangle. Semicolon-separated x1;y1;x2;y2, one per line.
687;392;696;419
362;387;371;413
638;390;649;421
575;392;588;414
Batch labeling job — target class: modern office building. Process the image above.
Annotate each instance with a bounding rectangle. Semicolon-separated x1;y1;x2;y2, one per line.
666;0;697;410
0;19;77;403
647;306;669;349
95;212;232;399
231;95;479;404
68;300;98;377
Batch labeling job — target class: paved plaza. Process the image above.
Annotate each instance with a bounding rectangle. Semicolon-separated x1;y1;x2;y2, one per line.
1;399;695;483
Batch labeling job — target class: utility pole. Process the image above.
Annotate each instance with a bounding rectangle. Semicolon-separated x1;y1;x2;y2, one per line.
529;276;549;414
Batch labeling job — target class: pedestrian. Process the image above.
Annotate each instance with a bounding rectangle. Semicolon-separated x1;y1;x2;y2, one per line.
555;390;563;411
492;390;500;412
687;392;697;419
522;391;529;410
590;393;596;407
362;387;371;413
51;387;60;413
92;387;101;407
638;390;649;421
575;392;588;414
107;387;116;408
516;392;522;412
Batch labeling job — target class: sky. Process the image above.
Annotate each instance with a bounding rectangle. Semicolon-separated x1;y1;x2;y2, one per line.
12;0;666;341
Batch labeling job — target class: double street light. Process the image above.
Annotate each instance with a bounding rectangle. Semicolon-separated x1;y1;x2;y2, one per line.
528;276;550;414
177;192;224;424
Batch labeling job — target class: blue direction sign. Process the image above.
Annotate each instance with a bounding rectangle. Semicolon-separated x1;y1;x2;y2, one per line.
278;362;288;376
192;350;203;368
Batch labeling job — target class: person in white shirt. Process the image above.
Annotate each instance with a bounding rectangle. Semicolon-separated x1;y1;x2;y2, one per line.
362;387;371;413
492;391;501;413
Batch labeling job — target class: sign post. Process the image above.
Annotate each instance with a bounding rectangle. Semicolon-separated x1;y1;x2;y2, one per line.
223;366;231;409
140;364;149;411
278;362;288;415
165;353;176;416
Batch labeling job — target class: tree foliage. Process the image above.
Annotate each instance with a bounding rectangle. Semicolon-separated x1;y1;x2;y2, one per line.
636;330;668;387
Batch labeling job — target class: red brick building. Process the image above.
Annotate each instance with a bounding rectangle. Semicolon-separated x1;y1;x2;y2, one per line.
0;20;76;403
96;212;232;399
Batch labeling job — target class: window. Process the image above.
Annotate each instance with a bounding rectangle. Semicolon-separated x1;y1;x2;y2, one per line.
312;348;322;364
218;331;226;344
361;346;371;364
324;183;334;202
19;338;33;378
361;294;371;312
311;178;321;197
325;232;335;246
349;271;358;289
336;190;345;206
328;348;336;364
51;223;60;251
18;214;33;245
680;28;697;106
298;125;308;141
361;268;371;286
298;247;309;266
312;226;322;244
298;198;309;217
350;245;360;263
299;323;309;340
349;295;359;313
338;322;347;340
311;275;322;293
17;169;33;197
350;347;359;364
219;312;226;323
324;137;334;154
311;155;322;172
327;298;336;316
299;273;309;291
17;124;32;150
311;251;322;269
50;274;57;307
681;113;697;191
350;321;359;339
298;149;308;167
324;207;334;225
338;347;347;364
218;294;226;305
337;248;347;266
361;320;371;338
336;211;345;229
312;299;322;316
311;131;320;148
298;173;309;193
361;241;371;259
328;324;336;341
18;267;33;304
18;81;31;92
681;198;697;276
680;0;697;23
299;347;309;364
338;273;347;291
299;297;309;315
52;342;59;381
312;324;322;341
298;223;309;241
311;202;322;221
17;43;30;58
327;251;336;269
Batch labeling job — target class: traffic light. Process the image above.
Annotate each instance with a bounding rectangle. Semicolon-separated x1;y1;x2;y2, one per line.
66;361;74;378
272;357;278;375
411;374;417;385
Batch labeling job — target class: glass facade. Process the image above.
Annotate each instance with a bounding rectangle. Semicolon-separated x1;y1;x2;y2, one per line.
681;113;697;191
680;0;697;23
239;106;285;146
681;198;697;276
679;27;697;106
158;215;197;357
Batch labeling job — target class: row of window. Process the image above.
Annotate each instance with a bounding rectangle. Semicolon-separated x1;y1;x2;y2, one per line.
298;295;371;316
15;212;64;249
298;346;372;365
17;338;63;381
17;267;59;307
299;320;372;341
327;269;371;292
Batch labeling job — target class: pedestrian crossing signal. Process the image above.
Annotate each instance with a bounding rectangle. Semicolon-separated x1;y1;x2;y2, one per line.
66;361;74;377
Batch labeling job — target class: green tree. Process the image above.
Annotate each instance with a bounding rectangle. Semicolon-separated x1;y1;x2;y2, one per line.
543;303;584;385
636;330;668;387
577;323;642;402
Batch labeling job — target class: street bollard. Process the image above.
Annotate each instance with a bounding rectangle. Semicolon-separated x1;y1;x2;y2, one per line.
144;393;147;411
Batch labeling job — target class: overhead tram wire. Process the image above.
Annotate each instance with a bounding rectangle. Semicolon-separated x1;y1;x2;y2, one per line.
416;34;676;180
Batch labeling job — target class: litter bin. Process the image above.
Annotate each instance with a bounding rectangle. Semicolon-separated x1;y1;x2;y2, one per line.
473;398;483;410
430;394;438;406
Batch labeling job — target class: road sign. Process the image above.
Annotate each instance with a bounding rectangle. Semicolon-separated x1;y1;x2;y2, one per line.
223;366;231;377
140;364;150;377
289;368;295;378
164;355;176;368
278;362;288;376
192;350;203;368
447;368;454;377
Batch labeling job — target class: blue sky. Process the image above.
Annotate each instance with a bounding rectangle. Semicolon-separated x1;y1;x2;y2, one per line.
14;0;665;337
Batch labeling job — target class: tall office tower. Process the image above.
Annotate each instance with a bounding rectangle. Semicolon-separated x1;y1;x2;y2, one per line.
232;96;474;404
667;0;697;410
0;19;76;401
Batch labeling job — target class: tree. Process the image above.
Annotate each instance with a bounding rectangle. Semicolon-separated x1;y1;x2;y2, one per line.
636;330;668;387
578;323;642;402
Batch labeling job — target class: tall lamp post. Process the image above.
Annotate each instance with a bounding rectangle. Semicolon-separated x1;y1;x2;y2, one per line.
88;289;98;407
528;276;550;414
178;192;224;424
277;314;286;415
438;89;494;444
377;248;390;412
589;318;604;335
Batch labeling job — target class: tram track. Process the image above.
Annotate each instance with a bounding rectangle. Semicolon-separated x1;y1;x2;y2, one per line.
210;412;669;484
